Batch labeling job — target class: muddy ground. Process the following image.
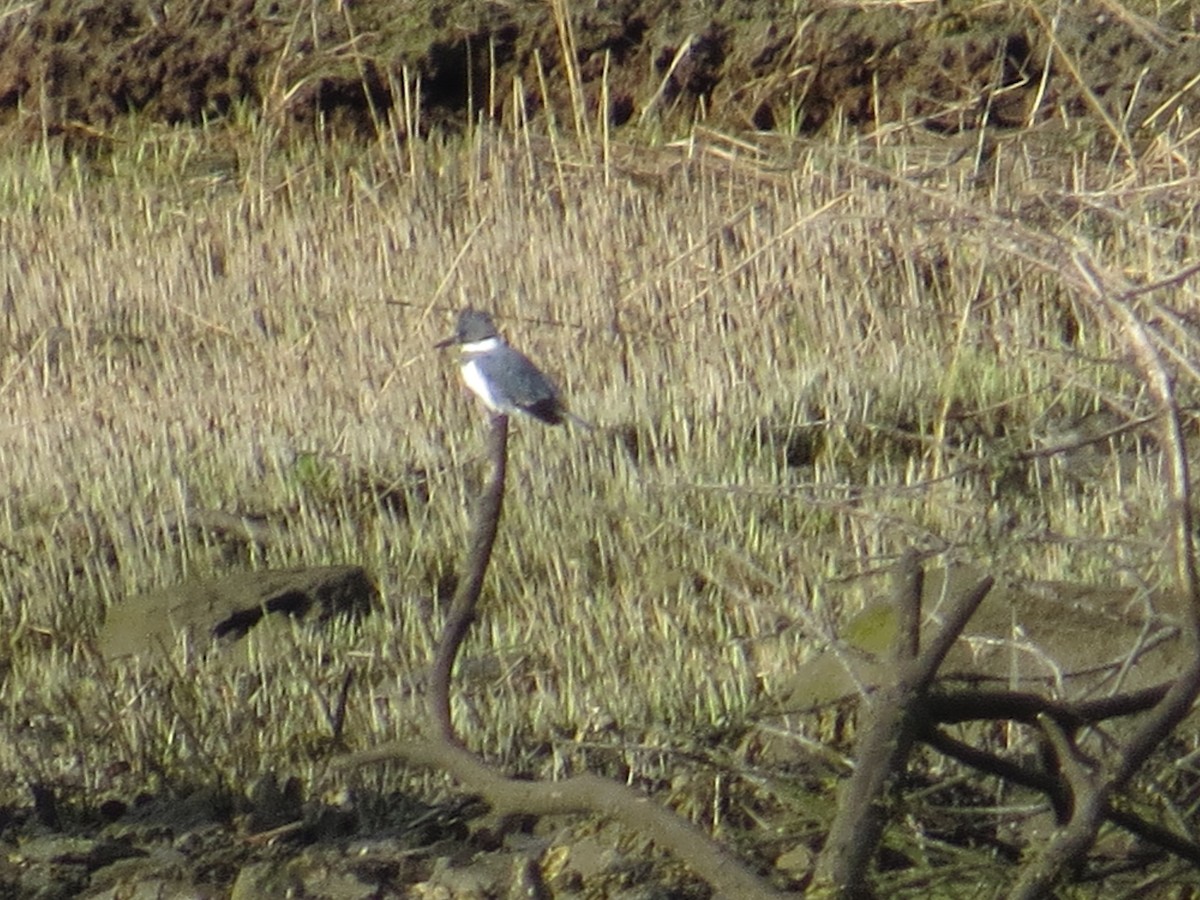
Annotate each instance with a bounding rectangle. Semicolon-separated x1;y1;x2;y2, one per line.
1;1;1198;145
2;1;1200;897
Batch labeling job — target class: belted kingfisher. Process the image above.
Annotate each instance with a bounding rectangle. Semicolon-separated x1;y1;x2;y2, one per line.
435;308;588;427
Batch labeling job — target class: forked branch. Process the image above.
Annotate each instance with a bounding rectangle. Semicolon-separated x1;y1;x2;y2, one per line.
815;551;992;896
1006;254;1200;899
341;413;785;899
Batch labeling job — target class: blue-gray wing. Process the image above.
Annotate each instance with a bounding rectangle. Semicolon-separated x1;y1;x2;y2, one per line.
475;348;564;424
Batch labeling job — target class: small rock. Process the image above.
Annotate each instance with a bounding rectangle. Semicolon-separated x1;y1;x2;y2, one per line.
100;566;378;662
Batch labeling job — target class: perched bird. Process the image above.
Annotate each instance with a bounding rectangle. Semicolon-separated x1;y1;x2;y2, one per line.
435;308;588;427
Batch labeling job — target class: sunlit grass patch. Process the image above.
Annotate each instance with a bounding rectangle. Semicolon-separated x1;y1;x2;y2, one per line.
0;102;1192;865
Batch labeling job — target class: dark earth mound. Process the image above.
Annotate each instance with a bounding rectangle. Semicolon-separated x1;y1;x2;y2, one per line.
3;1;1200;896
2;0;1198;144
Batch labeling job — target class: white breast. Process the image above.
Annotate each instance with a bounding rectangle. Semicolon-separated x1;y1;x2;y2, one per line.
461;358;504;412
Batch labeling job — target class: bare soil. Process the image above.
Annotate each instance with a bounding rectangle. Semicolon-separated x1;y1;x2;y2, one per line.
3;1;1200;897
2;1;1198;145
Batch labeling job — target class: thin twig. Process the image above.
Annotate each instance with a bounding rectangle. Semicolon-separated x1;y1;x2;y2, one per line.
1007;249;1200;899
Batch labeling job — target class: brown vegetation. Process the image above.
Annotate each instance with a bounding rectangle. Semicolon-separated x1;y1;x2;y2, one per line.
2;1;1198;145
3;1;1200;897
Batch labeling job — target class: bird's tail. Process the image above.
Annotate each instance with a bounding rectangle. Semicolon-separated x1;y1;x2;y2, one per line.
565;411;595;432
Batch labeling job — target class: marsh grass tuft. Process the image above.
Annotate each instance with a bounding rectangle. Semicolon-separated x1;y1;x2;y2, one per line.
1;96;1198;890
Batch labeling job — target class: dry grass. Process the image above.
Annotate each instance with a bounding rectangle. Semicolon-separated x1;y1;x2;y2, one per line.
2;98;1199;887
